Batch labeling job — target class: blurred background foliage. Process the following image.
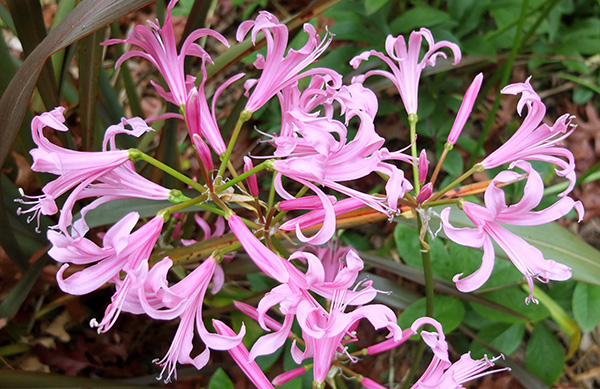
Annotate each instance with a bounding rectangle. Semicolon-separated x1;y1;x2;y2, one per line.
1;0;600;388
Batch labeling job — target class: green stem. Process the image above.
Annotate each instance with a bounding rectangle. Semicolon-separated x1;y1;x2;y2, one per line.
217;159;274;194
217;109;252;181
129;149;206;193
427;163;483;203
408;113;420;194
268;171;277;210
157;194;209;220
423;197;463;209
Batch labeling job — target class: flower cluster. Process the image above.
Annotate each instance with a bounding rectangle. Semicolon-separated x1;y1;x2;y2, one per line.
17;0;584;387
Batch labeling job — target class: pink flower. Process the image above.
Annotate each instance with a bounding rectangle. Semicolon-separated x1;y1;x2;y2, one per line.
103;0;228;108
441;161;584;303
293;288;401;384
269;81;413;243
244;246;401;386
227;214;290;282
103;0;234;156
236;11;340;112
481;77;576;196
144;257;245;383
351;29;461;114
447;73;483;145
410;317;507;389
49;212;165;332
213;320;274;388
18;108;162;234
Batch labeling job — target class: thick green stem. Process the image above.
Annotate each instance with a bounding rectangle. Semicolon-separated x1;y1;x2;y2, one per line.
129;149;206;193
217;159;274;194
408;113;420;194
157;194;209;220
217;109;252;181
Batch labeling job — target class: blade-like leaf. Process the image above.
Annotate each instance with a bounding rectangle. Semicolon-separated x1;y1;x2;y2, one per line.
0;251;49;319
78;27;105;151
7;0;58;111
0;0;155;167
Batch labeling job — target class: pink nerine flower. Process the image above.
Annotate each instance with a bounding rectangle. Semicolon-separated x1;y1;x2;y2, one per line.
236;11;340;112
103;0;228;108
103;0;232;155
49;212;165;333
481;77;576;196
410;317;507;389
270;79;413;243
213;320;274;389
245;246;401;386
137;257;245;383
20;109;164;236
351;28;461;114
441;161;584;303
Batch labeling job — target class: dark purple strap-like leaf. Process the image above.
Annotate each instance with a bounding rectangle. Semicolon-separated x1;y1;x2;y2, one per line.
0;0;154;167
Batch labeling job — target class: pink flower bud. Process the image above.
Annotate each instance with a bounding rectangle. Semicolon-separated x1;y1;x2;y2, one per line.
447;73;483;145
192;134;214;171
416;182;433;203
365;328;413;355
272;366;307;385
361;377;387;389
243;156;259;197
418;149;428;184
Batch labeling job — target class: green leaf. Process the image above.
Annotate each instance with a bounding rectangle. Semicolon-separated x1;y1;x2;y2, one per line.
470;322;525;358
208;368;234;389
469;287;550;324
0;254;50;319
398;295;465;334
573;282;600;333
364;0;389;15
78;27;105;151
526;321;564;385
390;6;451;33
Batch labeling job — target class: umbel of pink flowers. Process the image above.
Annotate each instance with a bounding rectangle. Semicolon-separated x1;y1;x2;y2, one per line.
16;0;584;387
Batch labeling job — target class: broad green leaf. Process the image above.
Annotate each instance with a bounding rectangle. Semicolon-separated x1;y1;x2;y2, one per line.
526;321;564;385
390;6;451;33
573;282;600;333
531;285;580;359
208;368;234;389
364;0;389;15
470;322;525;358
398;295;465;334
0;0;155;167
470;287;550;324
